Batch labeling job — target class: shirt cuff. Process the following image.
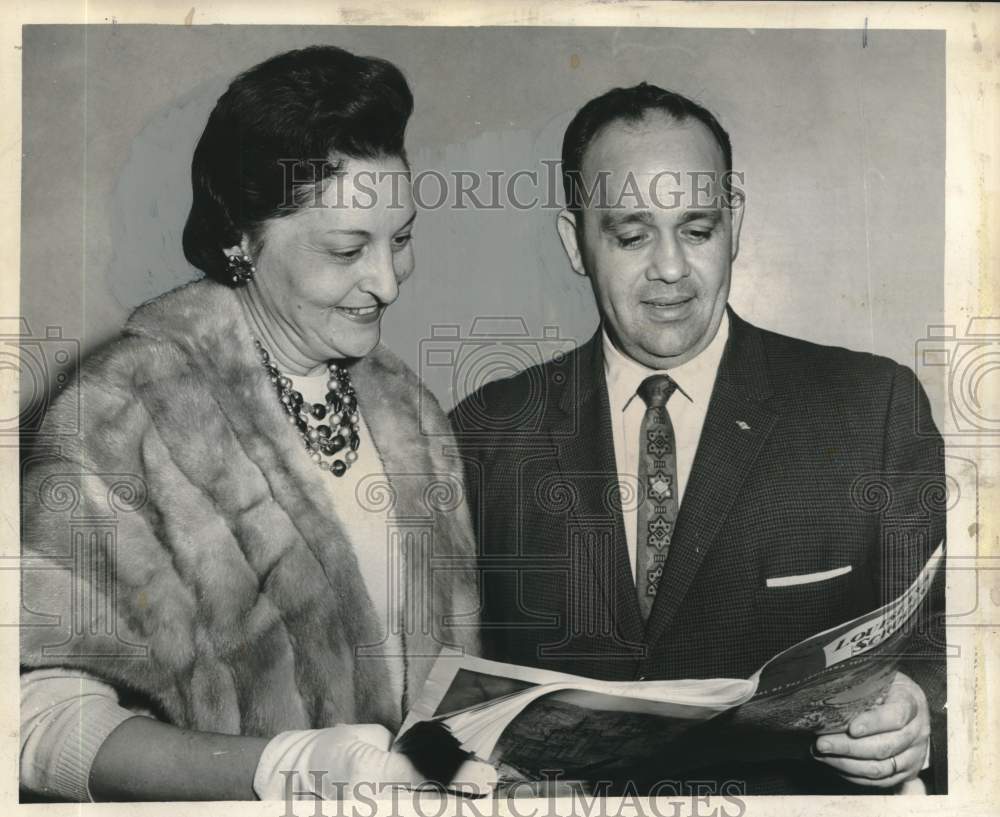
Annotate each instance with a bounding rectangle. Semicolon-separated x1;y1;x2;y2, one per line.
34;699;141;802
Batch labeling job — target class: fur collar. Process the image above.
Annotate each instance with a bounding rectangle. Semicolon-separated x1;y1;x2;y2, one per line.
21;279;479;736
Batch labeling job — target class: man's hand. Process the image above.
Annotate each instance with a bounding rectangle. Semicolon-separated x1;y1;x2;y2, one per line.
811;671;930;788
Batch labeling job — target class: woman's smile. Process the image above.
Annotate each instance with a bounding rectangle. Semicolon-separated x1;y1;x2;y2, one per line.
336;303;383;323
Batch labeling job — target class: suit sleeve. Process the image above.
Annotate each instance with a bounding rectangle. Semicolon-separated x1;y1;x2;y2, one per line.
880;362;947;793
448;387;510;663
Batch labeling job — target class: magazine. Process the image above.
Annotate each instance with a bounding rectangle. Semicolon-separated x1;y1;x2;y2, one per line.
395;541;943;786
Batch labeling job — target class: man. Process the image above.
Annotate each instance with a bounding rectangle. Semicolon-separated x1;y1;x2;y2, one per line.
450;83;946;795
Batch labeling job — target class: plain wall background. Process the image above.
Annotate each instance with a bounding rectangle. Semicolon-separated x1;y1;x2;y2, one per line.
20;25;945;412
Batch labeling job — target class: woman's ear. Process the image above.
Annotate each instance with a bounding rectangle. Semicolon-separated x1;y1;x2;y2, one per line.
556;209;587;277
223;234;254;262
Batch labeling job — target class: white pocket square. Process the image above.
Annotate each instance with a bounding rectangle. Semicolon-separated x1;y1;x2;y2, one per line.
766;564;852;588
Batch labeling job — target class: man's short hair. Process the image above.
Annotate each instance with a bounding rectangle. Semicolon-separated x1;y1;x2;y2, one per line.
561;82;732;213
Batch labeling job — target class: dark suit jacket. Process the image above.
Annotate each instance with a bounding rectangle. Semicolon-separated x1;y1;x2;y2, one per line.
450;309;947;795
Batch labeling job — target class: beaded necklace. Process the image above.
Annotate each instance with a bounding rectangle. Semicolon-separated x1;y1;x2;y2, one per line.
255;340;361;477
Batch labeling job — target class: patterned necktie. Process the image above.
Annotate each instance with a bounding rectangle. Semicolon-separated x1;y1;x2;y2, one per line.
636;374;679;621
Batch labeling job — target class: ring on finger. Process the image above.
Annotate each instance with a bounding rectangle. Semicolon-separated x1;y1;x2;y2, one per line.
888;755;898;777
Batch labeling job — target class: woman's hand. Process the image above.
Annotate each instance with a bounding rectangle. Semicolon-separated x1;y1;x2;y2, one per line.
252;723;496;801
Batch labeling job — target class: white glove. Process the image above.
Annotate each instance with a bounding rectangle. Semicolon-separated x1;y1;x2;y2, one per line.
252;723;495;801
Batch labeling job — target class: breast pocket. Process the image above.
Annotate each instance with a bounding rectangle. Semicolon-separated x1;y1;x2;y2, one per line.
765;564;853;588
760;563;858;643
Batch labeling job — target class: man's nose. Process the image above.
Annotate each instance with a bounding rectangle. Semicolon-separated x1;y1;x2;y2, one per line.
647;234;688;283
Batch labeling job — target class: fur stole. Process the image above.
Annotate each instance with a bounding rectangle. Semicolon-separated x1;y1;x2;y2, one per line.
20;278;480;736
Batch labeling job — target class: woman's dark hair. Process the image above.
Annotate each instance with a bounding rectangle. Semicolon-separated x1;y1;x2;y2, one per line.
183;45;414;284
561;82;731;214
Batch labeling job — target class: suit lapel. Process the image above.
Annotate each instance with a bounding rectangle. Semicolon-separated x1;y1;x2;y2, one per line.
550;334;646;652
644;311;779;647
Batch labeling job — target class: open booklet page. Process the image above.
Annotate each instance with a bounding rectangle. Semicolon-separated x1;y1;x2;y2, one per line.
728;539;945;732
396;541;943;784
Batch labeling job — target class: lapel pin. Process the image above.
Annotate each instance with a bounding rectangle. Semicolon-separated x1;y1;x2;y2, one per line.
736;420;751;431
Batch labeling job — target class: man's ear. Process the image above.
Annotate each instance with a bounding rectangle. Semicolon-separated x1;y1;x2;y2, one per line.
556;209;588;277
729;191;745;262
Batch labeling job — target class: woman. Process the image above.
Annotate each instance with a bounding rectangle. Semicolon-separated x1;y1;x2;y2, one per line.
19;45;489;801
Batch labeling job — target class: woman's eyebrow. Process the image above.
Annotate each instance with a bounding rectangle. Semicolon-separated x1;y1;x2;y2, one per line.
323;228;371;237
320;212;416;238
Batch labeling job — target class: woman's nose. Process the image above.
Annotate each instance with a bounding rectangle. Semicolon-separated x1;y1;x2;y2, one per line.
361;249;401;304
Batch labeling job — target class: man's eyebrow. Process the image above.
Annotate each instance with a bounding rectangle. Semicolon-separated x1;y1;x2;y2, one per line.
677;209;722;227
600;211;655;231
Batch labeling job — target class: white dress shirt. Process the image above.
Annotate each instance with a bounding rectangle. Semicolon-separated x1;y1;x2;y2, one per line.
603;312;730;580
